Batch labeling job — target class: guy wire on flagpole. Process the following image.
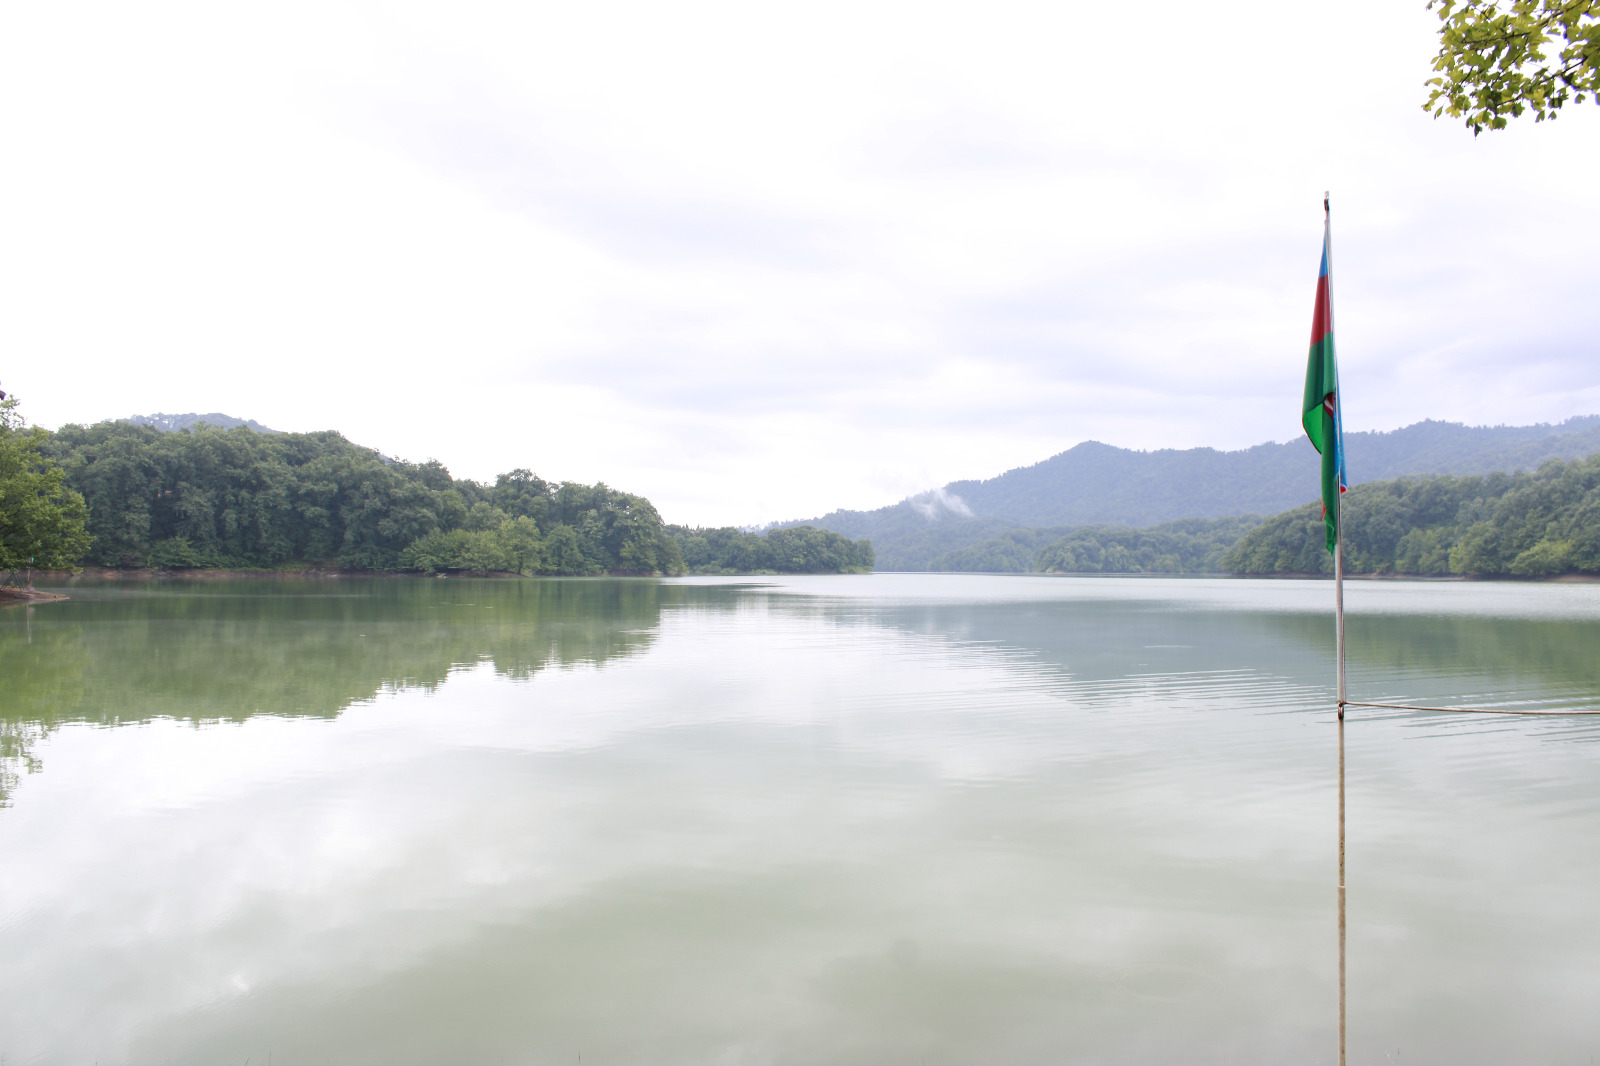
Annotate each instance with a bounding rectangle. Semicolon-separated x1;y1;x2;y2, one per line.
1325;189;1347;1066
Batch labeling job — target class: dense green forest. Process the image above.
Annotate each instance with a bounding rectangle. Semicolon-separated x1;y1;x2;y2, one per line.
926;526;1069;571
1038;516;1265;573
27;418;880;577
908;516;1261;573
1224;454;1600;576
668;524;873;574
40;420;686;575
766;509;1257;575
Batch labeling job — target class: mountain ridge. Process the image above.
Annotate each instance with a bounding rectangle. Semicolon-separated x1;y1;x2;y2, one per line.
784;415;1600;570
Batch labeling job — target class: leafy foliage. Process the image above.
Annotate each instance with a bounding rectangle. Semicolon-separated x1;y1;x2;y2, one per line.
930;527;1062;572
771;511;1259;575
1036;516;1265;574
1224;454;1600;576
1425;0;1600;133
0;397;91;572
145;537;206;570
43;421;684;575
668;524;874;574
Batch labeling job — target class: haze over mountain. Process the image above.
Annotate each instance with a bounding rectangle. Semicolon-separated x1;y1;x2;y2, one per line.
787;416;1600;570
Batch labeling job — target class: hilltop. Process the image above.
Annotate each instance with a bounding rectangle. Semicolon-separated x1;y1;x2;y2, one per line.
122;412;282;434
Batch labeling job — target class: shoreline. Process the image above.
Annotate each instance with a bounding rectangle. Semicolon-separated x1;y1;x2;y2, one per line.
17;568;1600;585
0;586;70;605
19;567;656;581
1215;571;1600;583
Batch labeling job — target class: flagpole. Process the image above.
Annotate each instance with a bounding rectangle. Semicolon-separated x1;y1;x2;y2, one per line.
1325;189;1347;1066
1336;535;1346;706
1325;192;1346;711
1337;684;1346;1066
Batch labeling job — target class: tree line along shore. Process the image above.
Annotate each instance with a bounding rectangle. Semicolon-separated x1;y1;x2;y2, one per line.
4;395;1597;581
1;404;871;577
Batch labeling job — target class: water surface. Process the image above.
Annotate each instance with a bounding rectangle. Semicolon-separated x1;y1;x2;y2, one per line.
3;574;1599;1064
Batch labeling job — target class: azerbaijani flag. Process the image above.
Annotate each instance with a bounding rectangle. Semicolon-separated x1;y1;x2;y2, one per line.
1301;202;1347;553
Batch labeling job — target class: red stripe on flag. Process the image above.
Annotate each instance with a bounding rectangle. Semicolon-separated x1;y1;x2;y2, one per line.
1309;275;1332;346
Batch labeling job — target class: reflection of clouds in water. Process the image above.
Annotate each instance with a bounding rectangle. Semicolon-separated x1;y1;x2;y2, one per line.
4;576;1600;1062
0;639;1338;1063
737;571;1600;620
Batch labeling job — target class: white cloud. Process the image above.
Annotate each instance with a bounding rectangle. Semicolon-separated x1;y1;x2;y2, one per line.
2;0;1597;526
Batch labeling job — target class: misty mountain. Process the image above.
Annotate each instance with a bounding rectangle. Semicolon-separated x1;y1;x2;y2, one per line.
788;415;1600;571
122;412;282;434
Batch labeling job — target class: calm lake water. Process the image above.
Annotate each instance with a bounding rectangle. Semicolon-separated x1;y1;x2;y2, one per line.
4;574;1600;1064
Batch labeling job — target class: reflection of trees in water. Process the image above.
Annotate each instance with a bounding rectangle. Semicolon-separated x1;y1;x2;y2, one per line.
1313;611;1600;702
0;613;90;805
856;595;1600;703
837;598;1327;683
0;578;668;804
14;577;1597;804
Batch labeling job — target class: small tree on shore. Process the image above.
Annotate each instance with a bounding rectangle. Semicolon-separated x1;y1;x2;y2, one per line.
0;395;92;573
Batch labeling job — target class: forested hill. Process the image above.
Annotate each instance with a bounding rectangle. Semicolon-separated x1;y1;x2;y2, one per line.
45;421;683;575
789;415;1600;569
38;420;869;577
1224;454;1600;577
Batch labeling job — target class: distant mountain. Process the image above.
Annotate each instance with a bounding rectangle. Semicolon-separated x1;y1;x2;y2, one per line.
788;415;1600;570
122;412;282;434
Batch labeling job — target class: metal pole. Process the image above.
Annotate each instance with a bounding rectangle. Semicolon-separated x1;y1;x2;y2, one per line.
1335;540;1346;707
1336;533;1347;1066
1338;697;1347;1066
1327;189;1347;1066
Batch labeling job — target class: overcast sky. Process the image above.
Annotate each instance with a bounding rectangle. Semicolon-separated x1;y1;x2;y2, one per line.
4;2;1597;526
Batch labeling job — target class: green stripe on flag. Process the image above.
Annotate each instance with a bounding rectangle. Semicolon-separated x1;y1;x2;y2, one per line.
1301;335;1340;552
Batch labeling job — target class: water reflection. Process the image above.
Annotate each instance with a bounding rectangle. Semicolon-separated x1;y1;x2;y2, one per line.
750;575;1600;721
1;575;1598;1064
1;578;672;803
